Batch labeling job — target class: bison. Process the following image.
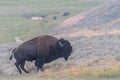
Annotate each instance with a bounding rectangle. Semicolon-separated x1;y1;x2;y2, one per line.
9;35;73;74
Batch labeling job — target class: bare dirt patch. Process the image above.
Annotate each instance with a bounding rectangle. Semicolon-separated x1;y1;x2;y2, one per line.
56;29;120;38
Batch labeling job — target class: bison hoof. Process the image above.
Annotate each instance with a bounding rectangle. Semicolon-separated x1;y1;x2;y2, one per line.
26;71;29;73
37;68;45;73
40;68;44;72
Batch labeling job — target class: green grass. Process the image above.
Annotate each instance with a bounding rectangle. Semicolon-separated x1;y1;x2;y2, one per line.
0;0;108;44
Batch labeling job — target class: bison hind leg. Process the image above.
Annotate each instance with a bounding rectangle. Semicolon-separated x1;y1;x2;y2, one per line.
20;62;29;73
15;62;22;74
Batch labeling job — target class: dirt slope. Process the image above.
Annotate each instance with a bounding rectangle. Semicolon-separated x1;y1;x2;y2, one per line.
51;0;120;63
52;0;120;37
50;0;120;75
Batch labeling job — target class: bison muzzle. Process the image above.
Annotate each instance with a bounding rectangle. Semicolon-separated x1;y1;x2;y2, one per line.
9;35;73;74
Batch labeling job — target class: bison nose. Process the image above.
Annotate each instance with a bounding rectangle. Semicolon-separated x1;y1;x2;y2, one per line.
64;57;68;61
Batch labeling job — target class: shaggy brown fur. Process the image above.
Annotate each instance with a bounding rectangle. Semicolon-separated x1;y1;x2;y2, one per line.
9;35;73;74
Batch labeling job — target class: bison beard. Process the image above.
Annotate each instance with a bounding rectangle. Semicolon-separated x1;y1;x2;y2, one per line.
9;35;73;74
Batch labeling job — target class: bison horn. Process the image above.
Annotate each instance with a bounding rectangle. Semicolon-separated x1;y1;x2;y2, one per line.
58;41;64;47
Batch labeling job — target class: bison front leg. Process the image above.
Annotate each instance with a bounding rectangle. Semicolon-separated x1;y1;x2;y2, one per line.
35;57;45;72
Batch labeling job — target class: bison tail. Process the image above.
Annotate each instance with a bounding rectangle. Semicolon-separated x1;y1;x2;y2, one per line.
9;48;16;60
9;55;13;60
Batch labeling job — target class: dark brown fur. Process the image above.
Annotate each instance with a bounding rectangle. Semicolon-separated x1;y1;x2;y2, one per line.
10;35;73;74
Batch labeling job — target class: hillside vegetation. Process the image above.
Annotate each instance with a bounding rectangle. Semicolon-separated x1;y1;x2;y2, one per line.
0;0;107;44
1;0;120;80
51;0;120;79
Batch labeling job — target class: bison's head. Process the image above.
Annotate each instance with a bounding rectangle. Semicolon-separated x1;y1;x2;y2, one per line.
56;39;73;61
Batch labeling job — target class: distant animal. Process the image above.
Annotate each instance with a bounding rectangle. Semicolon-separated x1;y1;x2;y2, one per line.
14;37;24;44
9;35;73;74
53;16;57;20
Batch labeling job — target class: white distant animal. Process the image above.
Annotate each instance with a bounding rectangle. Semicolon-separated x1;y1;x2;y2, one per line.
32;17;43;20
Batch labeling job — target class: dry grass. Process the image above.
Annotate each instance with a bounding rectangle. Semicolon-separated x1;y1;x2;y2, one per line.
56;29;120;38
1;59;120;80
38;59;120;79
57;15;85;30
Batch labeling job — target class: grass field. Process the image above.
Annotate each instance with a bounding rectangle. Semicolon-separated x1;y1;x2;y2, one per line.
0;0;108;44
1;0;120;80
1;62;120;80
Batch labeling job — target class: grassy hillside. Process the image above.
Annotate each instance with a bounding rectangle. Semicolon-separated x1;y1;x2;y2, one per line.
49;0;120;79
2;0;119;80
0;0;107;44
